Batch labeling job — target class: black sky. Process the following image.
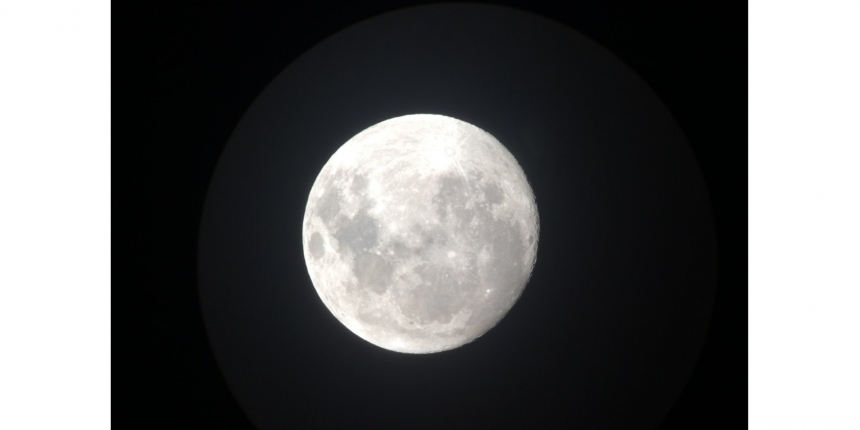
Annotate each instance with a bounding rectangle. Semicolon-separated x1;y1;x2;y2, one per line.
114;2;747;429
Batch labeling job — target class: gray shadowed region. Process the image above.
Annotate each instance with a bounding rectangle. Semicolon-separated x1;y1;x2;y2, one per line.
308;232;325;259
353;251;394;295
334;209;380;253
433;174;476;225
315;185;342;226
483;181;505;206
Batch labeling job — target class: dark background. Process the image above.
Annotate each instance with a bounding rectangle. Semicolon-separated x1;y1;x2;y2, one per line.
115;1;746;429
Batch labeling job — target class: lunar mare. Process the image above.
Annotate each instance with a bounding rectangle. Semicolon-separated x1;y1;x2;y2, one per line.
302;114;538;353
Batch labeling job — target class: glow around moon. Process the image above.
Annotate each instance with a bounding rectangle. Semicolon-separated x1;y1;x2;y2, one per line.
302;114;538;353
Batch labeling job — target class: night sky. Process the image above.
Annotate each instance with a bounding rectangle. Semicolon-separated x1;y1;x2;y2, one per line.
115;2;746;429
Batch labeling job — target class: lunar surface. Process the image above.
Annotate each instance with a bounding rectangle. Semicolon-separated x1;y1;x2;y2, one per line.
302;114;539;353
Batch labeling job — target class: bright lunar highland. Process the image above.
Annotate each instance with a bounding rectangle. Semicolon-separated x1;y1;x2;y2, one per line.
302;114;539;353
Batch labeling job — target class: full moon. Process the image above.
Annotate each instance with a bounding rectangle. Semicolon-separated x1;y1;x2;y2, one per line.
302;114;539;353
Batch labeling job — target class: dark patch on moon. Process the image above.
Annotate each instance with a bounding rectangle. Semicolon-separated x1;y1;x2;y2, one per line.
350;174;368;194
334;209;379;252
397;224;450;259
482;181;505;205
482;219;526;290
390;240;413;259
308;232;325;259
315;186;342;225
395;262;478;325
433;175;475;225
453;215;528;334
353;251;393;295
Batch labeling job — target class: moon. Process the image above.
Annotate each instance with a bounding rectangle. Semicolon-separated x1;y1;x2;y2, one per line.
302;114;539;353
